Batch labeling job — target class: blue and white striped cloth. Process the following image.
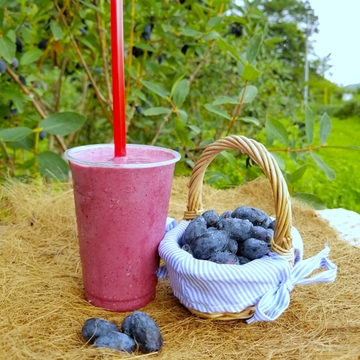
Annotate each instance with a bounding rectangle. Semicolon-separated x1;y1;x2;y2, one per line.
158;219;337;323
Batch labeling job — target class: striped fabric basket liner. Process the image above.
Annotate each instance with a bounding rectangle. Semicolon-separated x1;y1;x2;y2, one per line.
158;135;337;322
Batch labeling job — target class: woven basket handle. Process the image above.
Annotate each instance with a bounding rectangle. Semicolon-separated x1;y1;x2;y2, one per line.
183;135;293;256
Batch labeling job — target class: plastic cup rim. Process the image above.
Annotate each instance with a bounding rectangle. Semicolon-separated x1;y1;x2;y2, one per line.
64;143;181;168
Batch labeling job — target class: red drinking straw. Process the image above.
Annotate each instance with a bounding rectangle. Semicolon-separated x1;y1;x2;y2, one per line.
110;0;127;157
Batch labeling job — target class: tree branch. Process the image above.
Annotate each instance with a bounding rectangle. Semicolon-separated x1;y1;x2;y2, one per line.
149;43;214;146
6;66;67;153
54;55;68;112
65;76;89;147
188;43;214;84
150;111;172;146
54;1;113;124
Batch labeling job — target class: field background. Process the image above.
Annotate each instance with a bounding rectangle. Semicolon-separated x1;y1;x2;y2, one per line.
297;116;360;213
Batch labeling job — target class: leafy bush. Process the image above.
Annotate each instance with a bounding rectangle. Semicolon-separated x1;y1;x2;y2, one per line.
0;0;358;210
294;117;360;212
332;100;360;119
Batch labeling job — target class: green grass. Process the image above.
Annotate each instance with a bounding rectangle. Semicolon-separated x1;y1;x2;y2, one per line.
296;117;360;213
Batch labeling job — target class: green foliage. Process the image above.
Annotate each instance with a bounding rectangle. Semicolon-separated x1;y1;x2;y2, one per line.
332;100;360;119
318;113;331;145
295;117;360;213
0;127;32;142
0;36;16;62
308;72;343;106
40;112;87;136
37;151;69;181
0;0;358;211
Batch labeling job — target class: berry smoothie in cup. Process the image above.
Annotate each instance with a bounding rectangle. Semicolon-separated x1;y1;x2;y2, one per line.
65;144;180;311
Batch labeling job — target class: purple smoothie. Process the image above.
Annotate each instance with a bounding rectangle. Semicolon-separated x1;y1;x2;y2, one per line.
65;144;180;311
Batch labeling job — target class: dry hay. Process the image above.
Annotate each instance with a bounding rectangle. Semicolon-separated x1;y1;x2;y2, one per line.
1;177;360;360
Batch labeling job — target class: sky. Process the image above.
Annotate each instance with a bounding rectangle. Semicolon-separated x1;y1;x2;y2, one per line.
309;0;360;87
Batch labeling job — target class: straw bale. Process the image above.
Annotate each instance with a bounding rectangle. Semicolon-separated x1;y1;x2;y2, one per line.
1;177;360;360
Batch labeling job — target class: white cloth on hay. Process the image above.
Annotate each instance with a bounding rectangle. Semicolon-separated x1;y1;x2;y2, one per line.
159;218;337;323
316;208;360;247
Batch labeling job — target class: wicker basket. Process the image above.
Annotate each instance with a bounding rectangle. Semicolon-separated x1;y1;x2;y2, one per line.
160;135;295;320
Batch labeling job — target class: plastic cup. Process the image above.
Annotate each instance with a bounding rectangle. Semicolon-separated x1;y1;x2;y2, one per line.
64;144;181;312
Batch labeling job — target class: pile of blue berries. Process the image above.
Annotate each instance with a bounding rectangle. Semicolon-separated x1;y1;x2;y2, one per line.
82;311;163;354
180;206;275;265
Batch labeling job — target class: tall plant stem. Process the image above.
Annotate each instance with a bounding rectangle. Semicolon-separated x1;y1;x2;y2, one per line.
94;0;113;104
0;142;15;176
54;56;68;112
150;42;214;146
188;44;213;84
226;80;249;136
150;111;172;146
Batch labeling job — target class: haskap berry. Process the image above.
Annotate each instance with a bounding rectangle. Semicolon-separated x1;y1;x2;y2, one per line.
121;311;163;354
237;238;272;260
94;331;136;353
0;59;6;74
219;210;232;220
180;206;275;265
82;312;163;354
190;229;229;260
226;238;238;254
251;226;274;243
209;251;240;265
232;206;271;228
82;318;120;343
217;217;253;242
181;215;207;246
201;209;220;227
